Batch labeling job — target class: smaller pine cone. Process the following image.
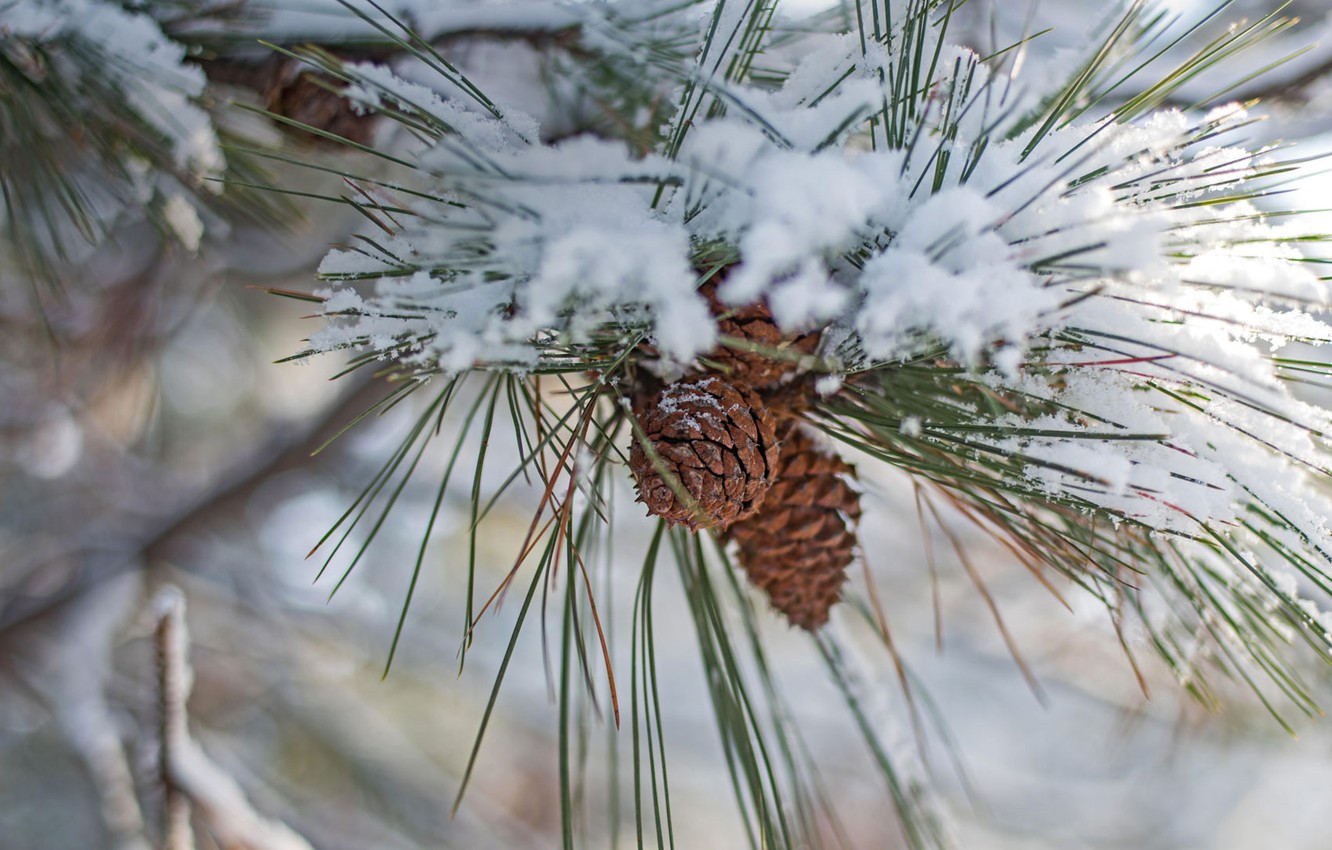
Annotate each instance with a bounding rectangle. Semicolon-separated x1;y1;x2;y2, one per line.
630;376;779;530
266;61;376;146
726;424;860;631
699;280;821;390
202;56;375;146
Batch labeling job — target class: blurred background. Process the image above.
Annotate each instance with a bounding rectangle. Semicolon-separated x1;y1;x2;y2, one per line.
6;1;1332;848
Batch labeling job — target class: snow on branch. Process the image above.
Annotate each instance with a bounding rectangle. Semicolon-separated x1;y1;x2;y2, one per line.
294;0;1332;716
153;587;314;850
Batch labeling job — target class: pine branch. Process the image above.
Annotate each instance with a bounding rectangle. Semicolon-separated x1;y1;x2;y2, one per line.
114;2;1332;848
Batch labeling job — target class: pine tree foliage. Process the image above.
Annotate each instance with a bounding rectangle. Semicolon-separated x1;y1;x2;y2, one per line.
0;0;390;297
1;0;230;285
46;0;1332;847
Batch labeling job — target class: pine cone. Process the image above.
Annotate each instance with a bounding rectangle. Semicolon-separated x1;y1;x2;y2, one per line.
265;60;376;146
726;424;860;630
202;56;375;146
629;375;779;530
699;280;820;390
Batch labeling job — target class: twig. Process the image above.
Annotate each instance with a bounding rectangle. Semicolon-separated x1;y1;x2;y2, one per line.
153;586;315;850
156;588;194;850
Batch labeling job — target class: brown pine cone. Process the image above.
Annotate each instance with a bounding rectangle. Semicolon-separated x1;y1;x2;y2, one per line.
698;280;821;391
203;55;375;146
726;424;860;631
266;59;377;146
629;375;779;531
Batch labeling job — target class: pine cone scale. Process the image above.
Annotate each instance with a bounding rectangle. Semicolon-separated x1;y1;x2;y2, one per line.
725;424;860;630
697;279;822;391
629;376;778;530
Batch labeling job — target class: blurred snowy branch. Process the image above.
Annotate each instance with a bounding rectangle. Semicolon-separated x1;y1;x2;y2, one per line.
20;573;152;850
154;586;314;850
951;0;1332;142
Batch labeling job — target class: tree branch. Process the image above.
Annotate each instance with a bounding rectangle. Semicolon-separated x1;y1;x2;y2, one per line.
154;586;314;850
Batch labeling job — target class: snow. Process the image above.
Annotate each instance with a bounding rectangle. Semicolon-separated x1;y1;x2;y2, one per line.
6;0;220;176
162;195;204;253
306;0;1332;617
168;0;581;45
524;212;711;358
342;59;539;147
3;0;226;259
